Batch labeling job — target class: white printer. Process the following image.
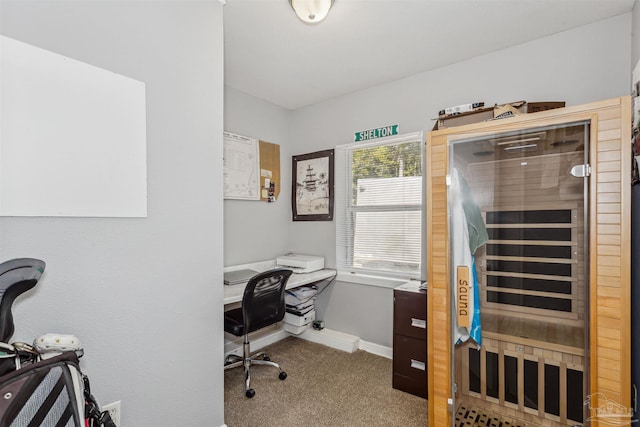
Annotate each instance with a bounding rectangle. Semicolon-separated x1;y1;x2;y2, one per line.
276;254;324;274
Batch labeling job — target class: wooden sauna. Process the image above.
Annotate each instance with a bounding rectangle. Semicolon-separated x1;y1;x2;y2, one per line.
426;97;631;427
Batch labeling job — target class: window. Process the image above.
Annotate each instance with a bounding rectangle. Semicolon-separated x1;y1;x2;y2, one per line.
335;132;424;279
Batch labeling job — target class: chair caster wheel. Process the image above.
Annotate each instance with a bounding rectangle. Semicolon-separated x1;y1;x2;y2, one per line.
279;371;287;380
246;389;255;398
263;356;270;361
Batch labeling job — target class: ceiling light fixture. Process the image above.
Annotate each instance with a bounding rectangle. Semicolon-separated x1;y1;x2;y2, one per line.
289;0;334;24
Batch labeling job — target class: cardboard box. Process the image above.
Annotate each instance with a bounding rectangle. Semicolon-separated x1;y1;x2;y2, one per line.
433;100;565;130
433;106;493;130
438;102;485;117
525;101;566;113
434;101;525;130
493;103;524;119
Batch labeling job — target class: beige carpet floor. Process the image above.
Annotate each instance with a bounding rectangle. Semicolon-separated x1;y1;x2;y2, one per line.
224;337;428;427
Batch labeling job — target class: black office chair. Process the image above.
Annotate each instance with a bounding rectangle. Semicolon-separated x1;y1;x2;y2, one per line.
224;268;293;398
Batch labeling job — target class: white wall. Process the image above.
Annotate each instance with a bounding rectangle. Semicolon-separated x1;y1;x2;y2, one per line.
288;13;632;347
224;87;293;266
0;2;225;426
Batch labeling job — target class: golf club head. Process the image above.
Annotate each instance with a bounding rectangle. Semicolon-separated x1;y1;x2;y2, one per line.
0;259;46;343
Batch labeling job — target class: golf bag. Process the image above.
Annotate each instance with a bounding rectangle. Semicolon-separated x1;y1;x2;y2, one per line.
0;258;115;427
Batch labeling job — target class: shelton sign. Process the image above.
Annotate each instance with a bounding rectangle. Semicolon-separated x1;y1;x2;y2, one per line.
354;124;399;142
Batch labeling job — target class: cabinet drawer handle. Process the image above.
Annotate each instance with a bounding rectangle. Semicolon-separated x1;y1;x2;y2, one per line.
411;318;426;329
410;359;425;371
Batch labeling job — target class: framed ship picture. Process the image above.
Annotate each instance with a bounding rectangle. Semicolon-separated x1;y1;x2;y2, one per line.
292;149;334;221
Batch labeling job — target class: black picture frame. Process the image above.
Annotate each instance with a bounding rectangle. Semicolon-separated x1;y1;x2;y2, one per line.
292;149;334;221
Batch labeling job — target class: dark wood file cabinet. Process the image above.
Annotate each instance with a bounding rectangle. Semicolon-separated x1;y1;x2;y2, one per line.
393;282;427;399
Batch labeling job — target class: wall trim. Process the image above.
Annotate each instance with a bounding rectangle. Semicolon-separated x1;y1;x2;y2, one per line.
224;324;391;359
359;339;392;359
298;327;360;353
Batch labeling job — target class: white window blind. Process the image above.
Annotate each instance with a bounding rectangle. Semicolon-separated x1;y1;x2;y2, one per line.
335;131;424;279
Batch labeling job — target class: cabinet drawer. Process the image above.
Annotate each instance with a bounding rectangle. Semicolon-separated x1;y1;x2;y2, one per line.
393;334;427;398
394;290;427;340
393;373;428;399
393;335;427;381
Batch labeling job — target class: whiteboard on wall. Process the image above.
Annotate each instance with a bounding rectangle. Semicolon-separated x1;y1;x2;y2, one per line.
0;36;147;217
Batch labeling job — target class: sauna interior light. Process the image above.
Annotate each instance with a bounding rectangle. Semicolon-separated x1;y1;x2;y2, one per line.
496;136;541;146
490;132;545;145
289;0;334;23
504;144;538;151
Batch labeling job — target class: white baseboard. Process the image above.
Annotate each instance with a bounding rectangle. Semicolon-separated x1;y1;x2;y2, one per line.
298;327;360;353
224;324;388;359
359;339;392;359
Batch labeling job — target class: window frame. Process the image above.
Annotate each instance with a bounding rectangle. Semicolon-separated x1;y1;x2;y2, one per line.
335;131;425;281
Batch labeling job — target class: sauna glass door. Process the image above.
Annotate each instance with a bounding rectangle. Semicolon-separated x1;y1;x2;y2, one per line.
448;122;589;427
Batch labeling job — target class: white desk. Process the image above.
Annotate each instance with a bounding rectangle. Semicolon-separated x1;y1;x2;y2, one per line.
223;260;336;305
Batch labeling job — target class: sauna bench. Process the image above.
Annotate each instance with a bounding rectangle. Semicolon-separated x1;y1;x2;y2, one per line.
481;313;584;356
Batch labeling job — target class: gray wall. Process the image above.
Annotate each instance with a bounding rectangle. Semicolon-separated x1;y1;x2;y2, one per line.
224;14;633;348
314;281;394;347
289;14;631;262
224;87;293;266
633;1;640;67
288;14;633;348
0;2;225;426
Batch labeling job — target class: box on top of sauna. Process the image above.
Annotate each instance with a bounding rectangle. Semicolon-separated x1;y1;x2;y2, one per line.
432;101;565;131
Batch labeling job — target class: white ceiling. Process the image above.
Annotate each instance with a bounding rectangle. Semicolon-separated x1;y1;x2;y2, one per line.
223;0;635;110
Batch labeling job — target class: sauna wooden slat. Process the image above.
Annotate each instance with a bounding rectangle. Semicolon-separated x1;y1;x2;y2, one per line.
597;118;622;132
597;203;621;214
